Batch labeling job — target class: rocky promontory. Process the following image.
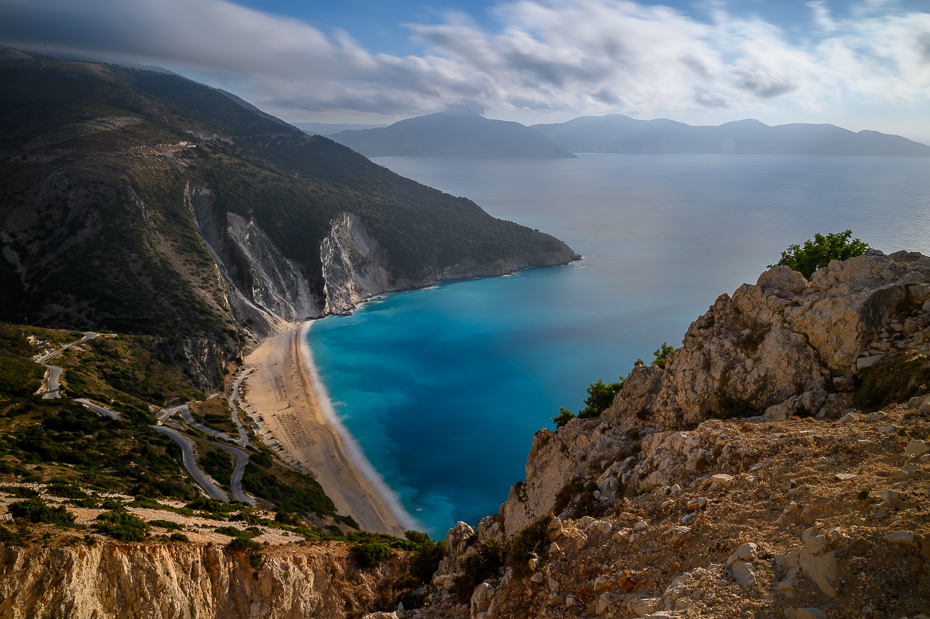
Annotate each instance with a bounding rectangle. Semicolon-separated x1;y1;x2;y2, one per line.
428;251;930;619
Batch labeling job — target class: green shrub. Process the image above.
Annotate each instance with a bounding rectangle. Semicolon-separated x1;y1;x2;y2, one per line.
170;532;190;543
215;526;252;540
507;514;553;578
46;480;87;499
186;497;234;514
150;519;184;531
354;542;392;568
452;540;504;603
129;496;167;510
580;378;623;418
345;530;416;550
8;498;76;527
407;534;445;583
226;537;262;552
274;512;303;527
551;407;575;429
553;376;624;428
0;524;20;544
3;487;38;499
93;510;150;541
769;230;870;279
652;342;675;369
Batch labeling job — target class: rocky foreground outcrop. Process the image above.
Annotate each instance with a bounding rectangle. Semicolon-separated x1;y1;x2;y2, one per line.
0;540;408;619
427;251;930;619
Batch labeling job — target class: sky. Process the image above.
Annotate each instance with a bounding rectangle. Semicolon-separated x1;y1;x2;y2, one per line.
2;0;930;142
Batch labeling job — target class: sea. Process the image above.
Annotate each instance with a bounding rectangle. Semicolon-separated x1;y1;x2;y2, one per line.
305;153;930;537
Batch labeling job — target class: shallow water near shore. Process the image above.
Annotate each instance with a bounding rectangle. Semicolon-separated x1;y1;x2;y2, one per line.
307;153;930;536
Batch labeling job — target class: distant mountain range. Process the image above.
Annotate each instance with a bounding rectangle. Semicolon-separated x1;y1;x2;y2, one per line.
311;112;929;159
328;113;576;158
532;114;930;157
294;122;387;135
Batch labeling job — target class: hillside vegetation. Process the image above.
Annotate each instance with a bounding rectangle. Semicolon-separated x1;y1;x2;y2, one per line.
0;47;573;348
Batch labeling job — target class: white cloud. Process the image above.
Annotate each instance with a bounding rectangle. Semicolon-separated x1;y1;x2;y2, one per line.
1;0;929;125
807;1;837;32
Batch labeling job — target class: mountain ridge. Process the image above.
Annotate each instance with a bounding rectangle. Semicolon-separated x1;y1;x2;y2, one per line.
531;113;930;156
0;47;578;350
328;112;577;159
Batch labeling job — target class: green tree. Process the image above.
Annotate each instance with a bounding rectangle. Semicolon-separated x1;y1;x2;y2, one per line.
769;230;870;279
553;377;624;428
551;407;575;429
580;379;624;418
652;342;675;369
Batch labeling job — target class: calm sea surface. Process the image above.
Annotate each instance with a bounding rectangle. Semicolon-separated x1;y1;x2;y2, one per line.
306;154;930;536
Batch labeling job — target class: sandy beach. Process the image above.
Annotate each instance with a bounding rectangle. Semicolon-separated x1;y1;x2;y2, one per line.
241;323;412;536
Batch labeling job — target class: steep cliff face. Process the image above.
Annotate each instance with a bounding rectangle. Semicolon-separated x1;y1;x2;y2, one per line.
321;213;394;315
488;251;930;535
158;336;231;395
0;541;404;619
188;183;581;322
429;252;930;619
225;211;321;323
186;182;320;336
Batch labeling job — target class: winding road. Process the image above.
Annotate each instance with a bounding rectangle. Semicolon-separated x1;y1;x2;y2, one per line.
213;442;254;505
37;332;97;399
159;368;253;448
151;426;229;502
36;334;253;504
74;398;119;420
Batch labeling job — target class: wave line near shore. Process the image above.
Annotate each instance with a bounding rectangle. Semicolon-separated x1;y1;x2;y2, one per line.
242;322;417;536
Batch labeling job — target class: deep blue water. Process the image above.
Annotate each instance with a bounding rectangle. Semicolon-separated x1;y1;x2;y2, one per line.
306;154;930;536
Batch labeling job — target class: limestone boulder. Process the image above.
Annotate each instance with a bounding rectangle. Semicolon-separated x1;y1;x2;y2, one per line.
602;364;663;423
757;265;808;295
648;288;826;428
435;521;476;579
470;582;494;618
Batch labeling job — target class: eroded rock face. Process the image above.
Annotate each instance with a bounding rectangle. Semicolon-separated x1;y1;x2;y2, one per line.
226;212;320;322
489;251;930;542
321;213;579;316
188;179;580;325
605;251;930;429
187;182;321;335
0;542;402;619
159;336;233;394
321;213;394;315
434;253;930;619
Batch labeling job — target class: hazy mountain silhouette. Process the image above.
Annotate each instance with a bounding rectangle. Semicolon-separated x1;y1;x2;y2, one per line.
329;113;576;158
530;114;930;156
294;122;387;135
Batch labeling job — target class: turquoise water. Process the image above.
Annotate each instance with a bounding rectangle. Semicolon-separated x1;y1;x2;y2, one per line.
306;154;930;536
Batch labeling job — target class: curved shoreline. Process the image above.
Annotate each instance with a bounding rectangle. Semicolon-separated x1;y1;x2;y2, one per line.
299;321;418;532
242;322;415;536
